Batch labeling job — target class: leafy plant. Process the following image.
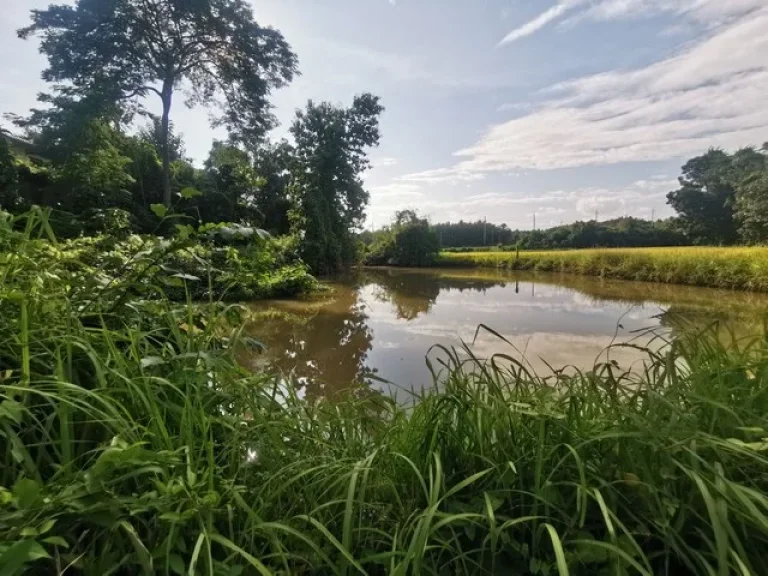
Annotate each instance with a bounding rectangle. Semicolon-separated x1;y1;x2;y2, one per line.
3;210;768;574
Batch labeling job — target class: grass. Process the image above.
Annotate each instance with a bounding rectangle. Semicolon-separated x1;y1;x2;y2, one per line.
438;246;768;291
4;211;768;574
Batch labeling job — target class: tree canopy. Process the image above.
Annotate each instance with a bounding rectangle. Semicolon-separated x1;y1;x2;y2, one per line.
667;145;768;245
365;210;440;267
289;94;384;274
20;0;298;206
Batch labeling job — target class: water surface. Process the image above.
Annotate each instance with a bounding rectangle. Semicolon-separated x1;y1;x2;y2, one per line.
244;268;768;396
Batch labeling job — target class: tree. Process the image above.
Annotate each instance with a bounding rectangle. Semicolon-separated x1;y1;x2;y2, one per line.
289;94;384;274
667;149;739;244
736;172;768;243
53;121;136;234
20;0;298;207
253;141;293;235
194;141;260;225
734;145;768;244
0;138;20;210
365;210;440;268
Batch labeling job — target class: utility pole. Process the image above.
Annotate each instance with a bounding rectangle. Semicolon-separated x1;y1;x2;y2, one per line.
595;210;599;222
533;213;536;231
651;208;655;222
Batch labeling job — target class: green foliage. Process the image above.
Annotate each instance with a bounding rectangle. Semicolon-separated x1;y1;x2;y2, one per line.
253;140;294;235
434;217;687;250
366;210;440;267
668;146;768;245
4;211;768;573
190;141;261;225
20;0;298;205
1;121;302;239
732;145;768;244
667;149;741;244
290;94;384;274
736;172;768;243
0;139;19;209
54;121;135;212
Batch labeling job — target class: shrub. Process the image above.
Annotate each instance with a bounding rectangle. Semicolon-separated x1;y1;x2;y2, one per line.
366;210;440;267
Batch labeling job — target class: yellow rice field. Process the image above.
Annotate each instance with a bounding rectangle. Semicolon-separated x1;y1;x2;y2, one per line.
438;246;768;291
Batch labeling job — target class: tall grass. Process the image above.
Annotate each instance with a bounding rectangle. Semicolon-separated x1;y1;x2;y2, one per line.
4;210;768;574
439;247;768;291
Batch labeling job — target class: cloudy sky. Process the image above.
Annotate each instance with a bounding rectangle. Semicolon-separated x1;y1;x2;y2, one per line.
2;0;767;229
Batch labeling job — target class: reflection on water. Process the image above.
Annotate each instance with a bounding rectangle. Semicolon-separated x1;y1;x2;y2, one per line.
243;268;768;396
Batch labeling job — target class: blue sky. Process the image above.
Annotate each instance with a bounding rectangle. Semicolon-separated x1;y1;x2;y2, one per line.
2;0;767;229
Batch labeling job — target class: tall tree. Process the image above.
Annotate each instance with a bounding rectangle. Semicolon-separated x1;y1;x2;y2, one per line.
20;0;298;207
734;145;768;244
195;141;260;225
667;149;739;245
289;94;383;274
253;140;293;235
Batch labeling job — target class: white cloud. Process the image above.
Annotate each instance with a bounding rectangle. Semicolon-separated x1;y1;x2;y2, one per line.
372;157;398;169
370;182;423;200
368;178;676;229
397;167;486;185
455;9;768;172
499;1;579;45
498;0;764;45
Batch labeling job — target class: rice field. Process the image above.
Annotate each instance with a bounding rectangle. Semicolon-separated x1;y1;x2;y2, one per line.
438;246;768;291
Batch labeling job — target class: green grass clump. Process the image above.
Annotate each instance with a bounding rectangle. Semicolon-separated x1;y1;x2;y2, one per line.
4;211;768;574
439;246;768;291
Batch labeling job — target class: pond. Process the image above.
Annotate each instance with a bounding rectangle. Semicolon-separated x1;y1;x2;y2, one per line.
243;268;768;397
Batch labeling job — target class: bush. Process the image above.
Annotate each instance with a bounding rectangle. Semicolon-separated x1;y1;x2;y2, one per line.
365;210;439;267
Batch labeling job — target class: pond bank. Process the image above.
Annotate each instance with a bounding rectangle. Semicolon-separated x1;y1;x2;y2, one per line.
438;246;768;291
5;217;768;574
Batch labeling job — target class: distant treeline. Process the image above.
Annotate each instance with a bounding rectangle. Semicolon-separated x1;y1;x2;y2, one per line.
433;217;688;250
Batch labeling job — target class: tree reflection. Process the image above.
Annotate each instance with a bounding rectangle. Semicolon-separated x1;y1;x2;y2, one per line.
363;269;508;320
244;286;374;397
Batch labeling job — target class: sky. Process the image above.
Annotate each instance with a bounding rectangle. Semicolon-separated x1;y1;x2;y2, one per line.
2;0;767;230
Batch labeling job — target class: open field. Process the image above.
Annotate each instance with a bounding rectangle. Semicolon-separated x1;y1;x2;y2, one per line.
438;246;768;291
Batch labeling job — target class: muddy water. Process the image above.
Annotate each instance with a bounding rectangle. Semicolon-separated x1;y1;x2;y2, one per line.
243;268;768;397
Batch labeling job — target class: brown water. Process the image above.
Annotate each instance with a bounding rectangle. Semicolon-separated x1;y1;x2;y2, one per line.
243;268;768;397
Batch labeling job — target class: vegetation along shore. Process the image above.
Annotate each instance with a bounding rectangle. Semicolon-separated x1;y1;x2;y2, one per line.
438;247;768;292
4;213;768;575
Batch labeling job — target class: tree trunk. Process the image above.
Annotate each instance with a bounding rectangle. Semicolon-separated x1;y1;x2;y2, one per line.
160;81;174;208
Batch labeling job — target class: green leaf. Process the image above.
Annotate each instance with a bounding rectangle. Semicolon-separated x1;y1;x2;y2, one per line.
0;400;24;424
140;356;165;369
175;224;194;240
172;273;200;282
0;540;50;576
41;536;69;549
150;204;168;218
37;519;56;536
169;553;185;575
12;478;41;510
180;187;202;199
118;521;153;574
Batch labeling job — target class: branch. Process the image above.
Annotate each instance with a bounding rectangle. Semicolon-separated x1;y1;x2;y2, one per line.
120;85;162;100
